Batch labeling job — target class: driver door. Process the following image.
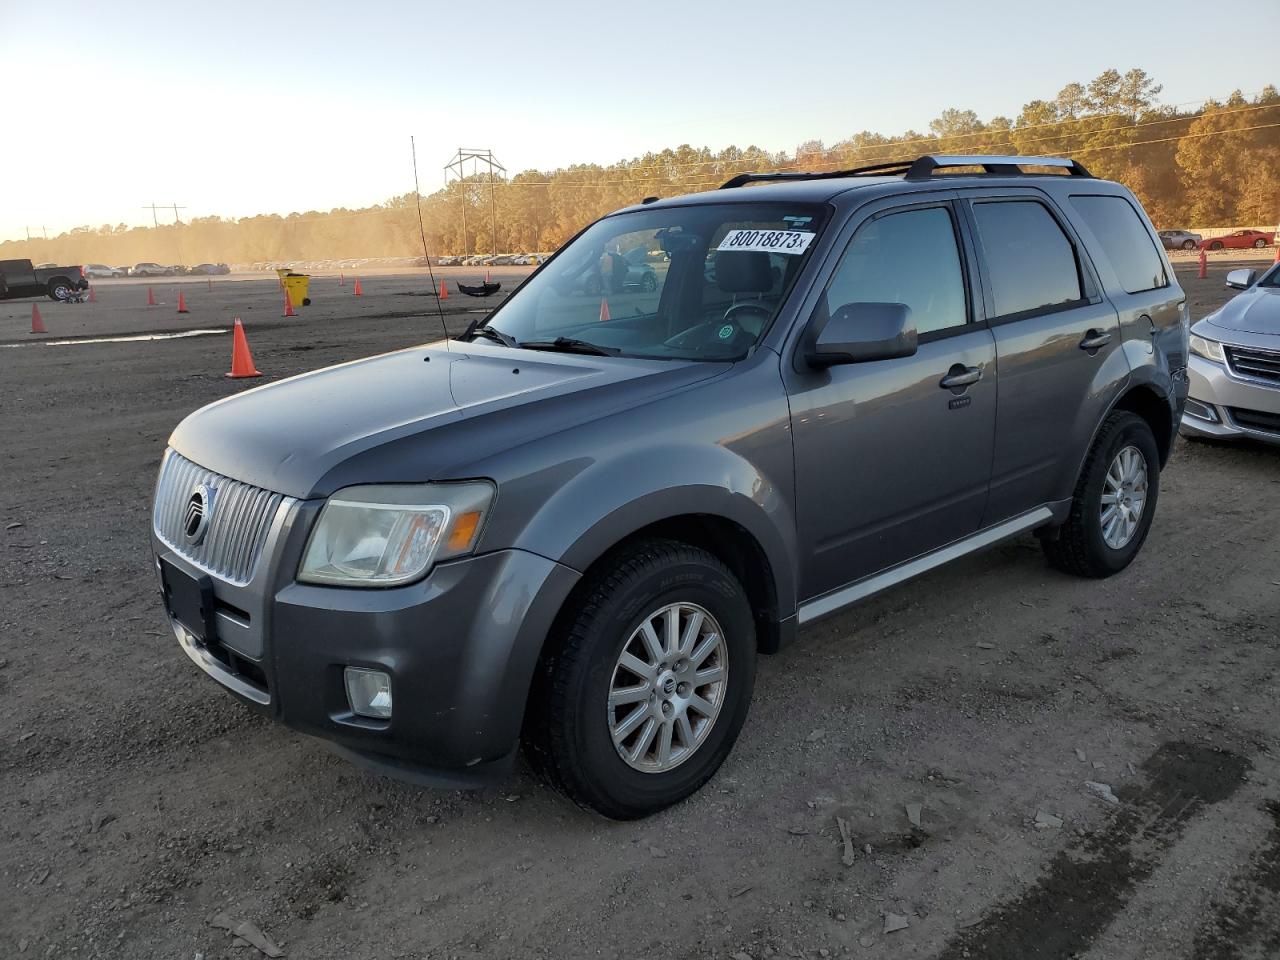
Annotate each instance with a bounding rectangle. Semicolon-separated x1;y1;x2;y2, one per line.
785;197;997;603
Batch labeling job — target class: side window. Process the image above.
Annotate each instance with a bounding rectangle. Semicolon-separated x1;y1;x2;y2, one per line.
825;206;968;336
971;200;1083;318
1069;195;1167;294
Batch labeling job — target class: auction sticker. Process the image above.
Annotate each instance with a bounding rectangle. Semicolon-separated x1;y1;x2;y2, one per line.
717;229;815;256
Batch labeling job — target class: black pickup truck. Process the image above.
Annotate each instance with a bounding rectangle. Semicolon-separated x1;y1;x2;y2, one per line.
0;259;90;301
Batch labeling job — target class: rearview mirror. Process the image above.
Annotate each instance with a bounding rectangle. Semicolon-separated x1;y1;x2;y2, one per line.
1225;268;1257;291
805;302;917;367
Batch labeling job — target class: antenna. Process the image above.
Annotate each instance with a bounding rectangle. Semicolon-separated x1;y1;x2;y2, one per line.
412;136;450;351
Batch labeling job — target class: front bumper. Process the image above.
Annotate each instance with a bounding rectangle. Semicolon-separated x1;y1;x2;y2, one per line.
1180;353;1280;444
156;510;580;785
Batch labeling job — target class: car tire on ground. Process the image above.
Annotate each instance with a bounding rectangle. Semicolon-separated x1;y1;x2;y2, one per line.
524;538;756;819
1042;411;1160;579
47;279;72;302
1210;241;1224;251
1182;239;1196;250
641;273;657;293
1254;238;1268;248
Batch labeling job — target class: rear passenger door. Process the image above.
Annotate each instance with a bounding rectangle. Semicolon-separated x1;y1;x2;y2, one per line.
961;191;1127;524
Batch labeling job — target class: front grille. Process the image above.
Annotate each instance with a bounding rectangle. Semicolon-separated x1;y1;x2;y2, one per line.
1226;345;1280;386
153;450;294;585
1227;407;1280;436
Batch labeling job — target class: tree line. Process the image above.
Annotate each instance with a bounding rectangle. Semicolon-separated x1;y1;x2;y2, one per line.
4;69;1276;267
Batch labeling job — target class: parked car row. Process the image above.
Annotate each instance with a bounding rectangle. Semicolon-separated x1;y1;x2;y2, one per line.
1159;228;1278;251
436;253;551;267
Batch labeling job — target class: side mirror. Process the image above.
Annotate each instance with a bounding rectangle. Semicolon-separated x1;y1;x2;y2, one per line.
805;302;917;367
1225;268;1257;291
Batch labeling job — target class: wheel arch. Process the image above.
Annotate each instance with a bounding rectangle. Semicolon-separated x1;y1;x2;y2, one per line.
1111;383;1175;467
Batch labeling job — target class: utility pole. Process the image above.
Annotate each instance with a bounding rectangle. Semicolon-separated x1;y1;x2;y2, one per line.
143;203;162;228
171;203;187;224
444;148;506;257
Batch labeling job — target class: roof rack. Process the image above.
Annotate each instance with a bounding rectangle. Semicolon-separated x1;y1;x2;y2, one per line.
718;154;1092;190
904;154;1093;180
719;160;913;189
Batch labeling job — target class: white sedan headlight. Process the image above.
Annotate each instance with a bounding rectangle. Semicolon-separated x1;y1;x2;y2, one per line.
1189;334;1225;363
299;481;494;587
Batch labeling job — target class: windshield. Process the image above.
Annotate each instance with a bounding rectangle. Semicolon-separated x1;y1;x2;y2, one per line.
475;202;829;360
1259;262;1280;288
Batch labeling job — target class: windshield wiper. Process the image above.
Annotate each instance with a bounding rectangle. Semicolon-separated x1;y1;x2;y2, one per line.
467;325;519;348
518;337;621;356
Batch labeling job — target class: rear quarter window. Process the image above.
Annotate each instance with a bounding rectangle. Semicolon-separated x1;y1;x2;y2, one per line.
1069;195;1168;294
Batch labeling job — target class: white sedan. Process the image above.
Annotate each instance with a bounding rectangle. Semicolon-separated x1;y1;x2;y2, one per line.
84;264;126;279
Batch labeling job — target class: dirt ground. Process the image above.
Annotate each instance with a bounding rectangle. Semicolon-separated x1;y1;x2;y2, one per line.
2;261;1278;960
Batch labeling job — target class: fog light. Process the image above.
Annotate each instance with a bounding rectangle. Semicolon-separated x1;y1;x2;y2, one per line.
1184;398;1219;423
345;667;392;719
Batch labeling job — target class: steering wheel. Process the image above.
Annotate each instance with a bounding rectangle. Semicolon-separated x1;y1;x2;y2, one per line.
721;301;773;333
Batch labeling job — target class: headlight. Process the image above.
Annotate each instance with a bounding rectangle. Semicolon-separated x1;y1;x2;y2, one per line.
1189;334;1225;363
299;481;494;587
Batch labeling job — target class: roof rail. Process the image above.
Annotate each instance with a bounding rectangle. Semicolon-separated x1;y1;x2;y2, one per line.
904;154;1093;180
718;154;1092;190
719;160;914;190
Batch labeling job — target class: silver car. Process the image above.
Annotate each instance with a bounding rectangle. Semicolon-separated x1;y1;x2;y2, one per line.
1158;229;1202;251
1181;263;1280;444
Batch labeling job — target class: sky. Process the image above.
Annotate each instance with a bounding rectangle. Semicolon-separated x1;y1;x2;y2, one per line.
1;0;1275;241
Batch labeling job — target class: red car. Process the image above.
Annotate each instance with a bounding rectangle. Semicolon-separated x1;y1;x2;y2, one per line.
1200;229;1277;251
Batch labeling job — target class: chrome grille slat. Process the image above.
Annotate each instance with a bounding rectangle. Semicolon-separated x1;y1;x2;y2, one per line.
152;450;294;586
1226;345;1280;386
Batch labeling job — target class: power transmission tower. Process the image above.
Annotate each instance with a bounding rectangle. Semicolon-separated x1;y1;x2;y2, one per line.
443;148;506;257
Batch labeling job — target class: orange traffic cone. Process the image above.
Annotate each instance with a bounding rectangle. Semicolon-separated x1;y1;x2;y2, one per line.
177;291;189;314
599;298;611;322
353;277;363;296
439;280;448;300
207;277;213;292
1197;249;1207;279
283;289;296;317
339;272;345;287
30;303;46;334
88;285;97;303
485;269;491;284
225;319;261;379
1274;244;1280;264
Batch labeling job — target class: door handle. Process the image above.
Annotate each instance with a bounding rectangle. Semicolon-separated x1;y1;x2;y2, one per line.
1079;329;1113;351
939;365;982;390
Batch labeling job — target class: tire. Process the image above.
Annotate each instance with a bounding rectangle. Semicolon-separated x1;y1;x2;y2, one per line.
1210;241;1224;251
524;538;756;819
302;297;312;306
640;273;657;293
1254;239;1267;249
1181;240;1195;250
47;279;72;302
1042;411;1160;578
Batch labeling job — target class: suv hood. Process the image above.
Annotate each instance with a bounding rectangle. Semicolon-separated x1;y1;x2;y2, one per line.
169;342;728;498
1200;284;1280;336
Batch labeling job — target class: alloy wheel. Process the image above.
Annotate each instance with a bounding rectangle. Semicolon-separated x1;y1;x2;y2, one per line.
1100;445;1148;549
607;602;728;773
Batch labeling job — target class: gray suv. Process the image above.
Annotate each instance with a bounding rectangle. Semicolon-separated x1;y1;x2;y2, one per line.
152;154;1188;818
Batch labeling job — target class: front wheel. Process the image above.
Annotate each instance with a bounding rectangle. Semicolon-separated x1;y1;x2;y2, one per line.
1210;241;1224;251
1042;411;1160;578
524;538;756;819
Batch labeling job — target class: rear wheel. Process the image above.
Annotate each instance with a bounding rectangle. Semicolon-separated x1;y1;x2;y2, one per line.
1181;239;1196;250
524;538;756;819
1042;411;1160;578
47;279;72;301
1254;238;1268;249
